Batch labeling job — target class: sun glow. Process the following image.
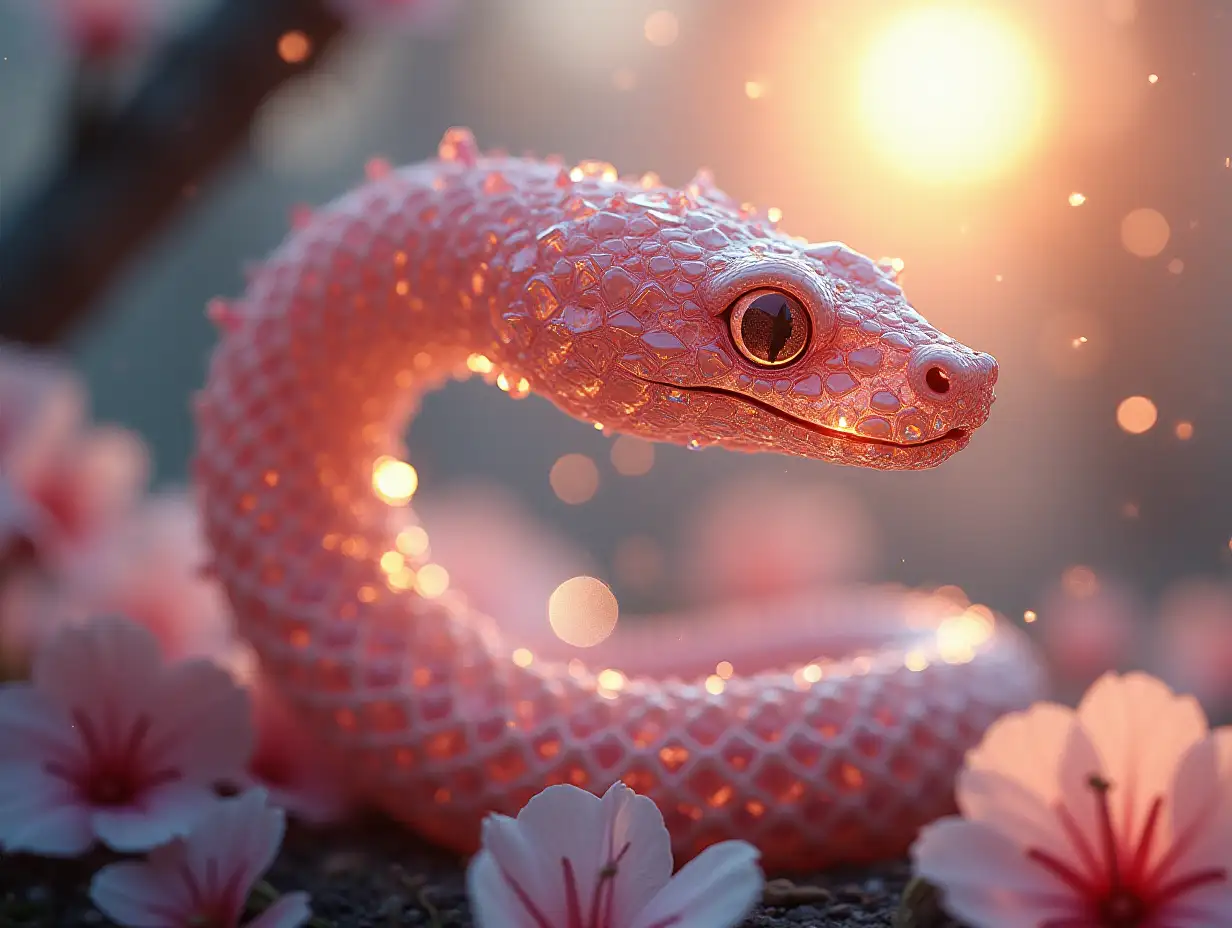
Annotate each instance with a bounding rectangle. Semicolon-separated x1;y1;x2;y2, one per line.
858;6;1047;183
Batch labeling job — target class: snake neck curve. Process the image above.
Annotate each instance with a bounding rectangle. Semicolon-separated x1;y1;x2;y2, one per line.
192;128;1043;870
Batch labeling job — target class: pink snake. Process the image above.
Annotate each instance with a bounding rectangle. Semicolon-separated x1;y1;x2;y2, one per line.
193;128;1046;871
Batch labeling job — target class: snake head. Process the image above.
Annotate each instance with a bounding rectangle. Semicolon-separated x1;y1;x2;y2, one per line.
511;178;997;470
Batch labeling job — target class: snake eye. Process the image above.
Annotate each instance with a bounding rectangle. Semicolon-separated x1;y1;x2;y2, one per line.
728;289;810;368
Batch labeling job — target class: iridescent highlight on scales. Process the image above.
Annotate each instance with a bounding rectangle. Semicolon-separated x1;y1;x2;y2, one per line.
194;129;1045;870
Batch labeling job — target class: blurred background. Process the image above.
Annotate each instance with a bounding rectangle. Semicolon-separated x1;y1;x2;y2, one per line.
2;0;1231;709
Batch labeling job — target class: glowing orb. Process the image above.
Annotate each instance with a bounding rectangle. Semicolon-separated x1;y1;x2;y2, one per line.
858;7;1046;183
549;576;619;648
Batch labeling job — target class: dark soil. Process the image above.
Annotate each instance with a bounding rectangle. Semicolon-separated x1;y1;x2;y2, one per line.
0;814;964;927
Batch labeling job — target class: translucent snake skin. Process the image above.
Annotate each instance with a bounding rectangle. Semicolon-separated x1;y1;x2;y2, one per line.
193;128;1047;871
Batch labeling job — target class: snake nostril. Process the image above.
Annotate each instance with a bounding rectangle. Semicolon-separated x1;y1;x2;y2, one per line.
924;366;951;395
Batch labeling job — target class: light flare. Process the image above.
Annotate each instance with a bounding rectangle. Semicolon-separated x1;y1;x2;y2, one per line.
372;456;418;504
858;6;1047;183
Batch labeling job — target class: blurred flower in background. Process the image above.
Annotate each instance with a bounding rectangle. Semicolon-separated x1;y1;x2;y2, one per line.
1154;579;1232;716
676;474;877;605
38;0;171;60
1034;566;1143;693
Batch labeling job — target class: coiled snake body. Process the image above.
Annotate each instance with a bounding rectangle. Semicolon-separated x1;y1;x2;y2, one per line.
194;129;1045;870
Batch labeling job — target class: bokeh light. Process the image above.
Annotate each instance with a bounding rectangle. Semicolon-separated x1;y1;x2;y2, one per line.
277;30;311;64
643;10;679;47
610;436;655;476
548;576;619;648
414;563;449;598
1116;396;1158;434
550;453;599;504
372;456;418;505
1120;208;1171;258
857;6;1047;183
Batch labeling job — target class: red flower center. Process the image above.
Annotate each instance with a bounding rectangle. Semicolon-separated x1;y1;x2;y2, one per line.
1029;773;1228;928
44;709;182;807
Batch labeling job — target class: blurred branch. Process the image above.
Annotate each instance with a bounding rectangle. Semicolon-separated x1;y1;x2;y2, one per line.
0;0;347;346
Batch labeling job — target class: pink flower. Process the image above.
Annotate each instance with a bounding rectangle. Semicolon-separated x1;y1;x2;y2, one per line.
0;346;148;574
1036;574;1142;687
677;476;875;604
467;780;764;928
912;672;1232;928
0;491;233;673
89;788;311;928
1155;580;1232;709
44;0;170;60
223;648;353;826
0;617;254;856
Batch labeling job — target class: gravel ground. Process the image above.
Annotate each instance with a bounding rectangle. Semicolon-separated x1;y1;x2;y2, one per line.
0;814;965;927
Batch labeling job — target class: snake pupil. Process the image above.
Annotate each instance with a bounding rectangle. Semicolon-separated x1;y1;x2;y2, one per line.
732;290;808;367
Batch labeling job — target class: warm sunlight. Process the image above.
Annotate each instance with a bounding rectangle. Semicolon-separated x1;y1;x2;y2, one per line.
858;6;1047;183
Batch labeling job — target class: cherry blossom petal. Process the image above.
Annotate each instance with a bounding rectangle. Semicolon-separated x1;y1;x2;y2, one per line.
601;782;674;927
1076;672;1208;855
467;851;543;928
0;762;94;855
626;841;763;928
91;780;218;852
247;892;313;928
31;615;163;717
90;790;307;928
1164;727;1232;879
144;660;254;782
964;701;1101;811
955;769;1077;868
86;860;176;927
911;818;1076;928
491;782;611;921
0;685;82;766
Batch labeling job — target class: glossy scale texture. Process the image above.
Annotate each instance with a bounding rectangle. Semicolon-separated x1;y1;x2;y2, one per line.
193;128;1045;870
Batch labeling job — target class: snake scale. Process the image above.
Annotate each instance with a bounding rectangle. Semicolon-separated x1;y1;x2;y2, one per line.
193;128;1045;871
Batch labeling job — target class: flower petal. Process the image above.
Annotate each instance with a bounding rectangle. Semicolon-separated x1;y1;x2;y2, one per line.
90;858;190;927
956;769;1080;870
246;891;313;928
91;780;218;852
1076;672;1208;849
145;658;254;782
32;617;162;720
181;788;287;909
0;685;82;766
486;783;607;923
964;701;1096;808
599;781;674;927
912;818;1078;928
0;761;93;856
627;841;762;928
467;849;547;928
1163;727;1232;879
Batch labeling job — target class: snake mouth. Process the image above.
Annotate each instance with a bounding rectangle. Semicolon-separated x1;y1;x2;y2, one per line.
638;379;968;449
